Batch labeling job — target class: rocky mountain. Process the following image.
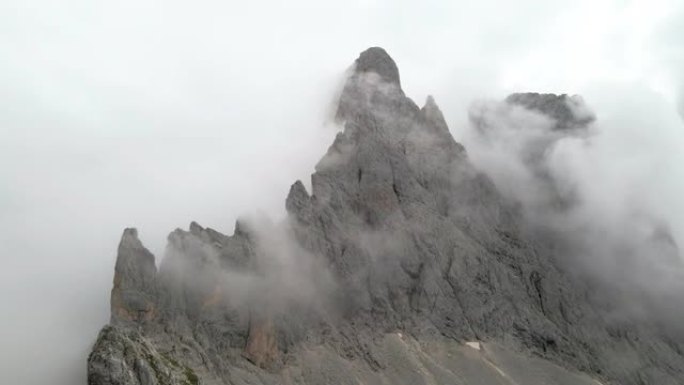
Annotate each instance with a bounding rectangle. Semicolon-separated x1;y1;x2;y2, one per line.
88;47;684;385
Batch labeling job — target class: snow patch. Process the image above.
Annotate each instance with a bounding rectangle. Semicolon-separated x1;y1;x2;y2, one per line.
465;341;481;350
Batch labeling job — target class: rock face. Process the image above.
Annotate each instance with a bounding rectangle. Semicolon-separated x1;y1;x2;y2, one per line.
88;47;684;385
505;93;595;130
110;228;157;324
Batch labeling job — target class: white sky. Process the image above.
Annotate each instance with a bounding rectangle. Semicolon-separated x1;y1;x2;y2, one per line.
0;1;682;384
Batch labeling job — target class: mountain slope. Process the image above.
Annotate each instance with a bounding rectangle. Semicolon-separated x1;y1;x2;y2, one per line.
88;47;684;385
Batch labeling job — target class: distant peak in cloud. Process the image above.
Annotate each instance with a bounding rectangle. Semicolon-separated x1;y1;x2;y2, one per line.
506;92;596;130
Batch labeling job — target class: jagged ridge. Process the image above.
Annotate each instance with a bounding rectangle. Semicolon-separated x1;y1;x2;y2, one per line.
87;47;684;385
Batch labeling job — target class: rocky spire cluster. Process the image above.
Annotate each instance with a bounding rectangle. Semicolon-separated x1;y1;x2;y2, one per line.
87;47;684;385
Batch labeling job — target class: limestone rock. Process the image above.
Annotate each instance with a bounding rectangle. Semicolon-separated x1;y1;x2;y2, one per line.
353;46;401;87
111;228;157;324
243;316;279;370
88;48;684;385
506;92;595;130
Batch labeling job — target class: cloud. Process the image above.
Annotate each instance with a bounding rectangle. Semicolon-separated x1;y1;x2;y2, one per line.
463;85;684;328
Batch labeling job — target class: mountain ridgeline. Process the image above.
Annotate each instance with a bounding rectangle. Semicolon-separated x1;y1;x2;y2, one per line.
88;47;684;385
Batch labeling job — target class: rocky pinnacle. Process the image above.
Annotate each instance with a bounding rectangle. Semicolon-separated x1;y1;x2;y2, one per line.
87;48;684;385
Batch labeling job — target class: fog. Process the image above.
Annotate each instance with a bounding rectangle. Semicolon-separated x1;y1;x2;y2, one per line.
464;88;684;325
1;0;683;384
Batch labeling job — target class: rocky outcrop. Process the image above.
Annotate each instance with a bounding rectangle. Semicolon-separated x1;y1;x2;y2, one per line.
111;229;157;324
351;46;401;87
88;47;684;385
506;92;595;130
242;316;279;369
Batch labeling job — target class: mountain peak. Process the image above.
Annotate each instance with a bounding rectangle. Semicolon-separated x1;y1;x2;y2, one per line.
354;47;400;87
506;92;595;130
420;95;450;134
119;227;143;249
88;48;684;385
335;47;413;124
110;228;157;324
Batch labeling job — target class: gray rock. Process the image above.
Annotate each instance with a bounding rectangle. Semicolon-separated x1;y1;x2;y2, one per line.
505;93;595;130
88;48;684;385
353;47;401;87
110;228;157;324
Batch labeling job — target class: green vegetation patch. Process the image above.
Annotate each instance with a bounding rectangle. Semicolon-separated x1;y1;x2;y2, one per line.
184;366;199;385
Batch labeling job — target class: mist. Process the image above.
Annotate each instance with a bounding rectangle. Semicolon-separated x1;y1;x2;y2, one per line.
1;0;683;384
464;87;684;326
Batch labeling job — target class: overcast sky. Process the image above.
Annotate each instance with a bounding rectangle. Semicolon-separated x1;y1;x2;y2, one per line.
1;1;683;384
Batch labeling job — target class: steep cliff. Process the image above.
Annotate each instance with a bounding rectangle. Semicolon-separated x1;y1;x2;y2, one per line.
88;47;684;385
